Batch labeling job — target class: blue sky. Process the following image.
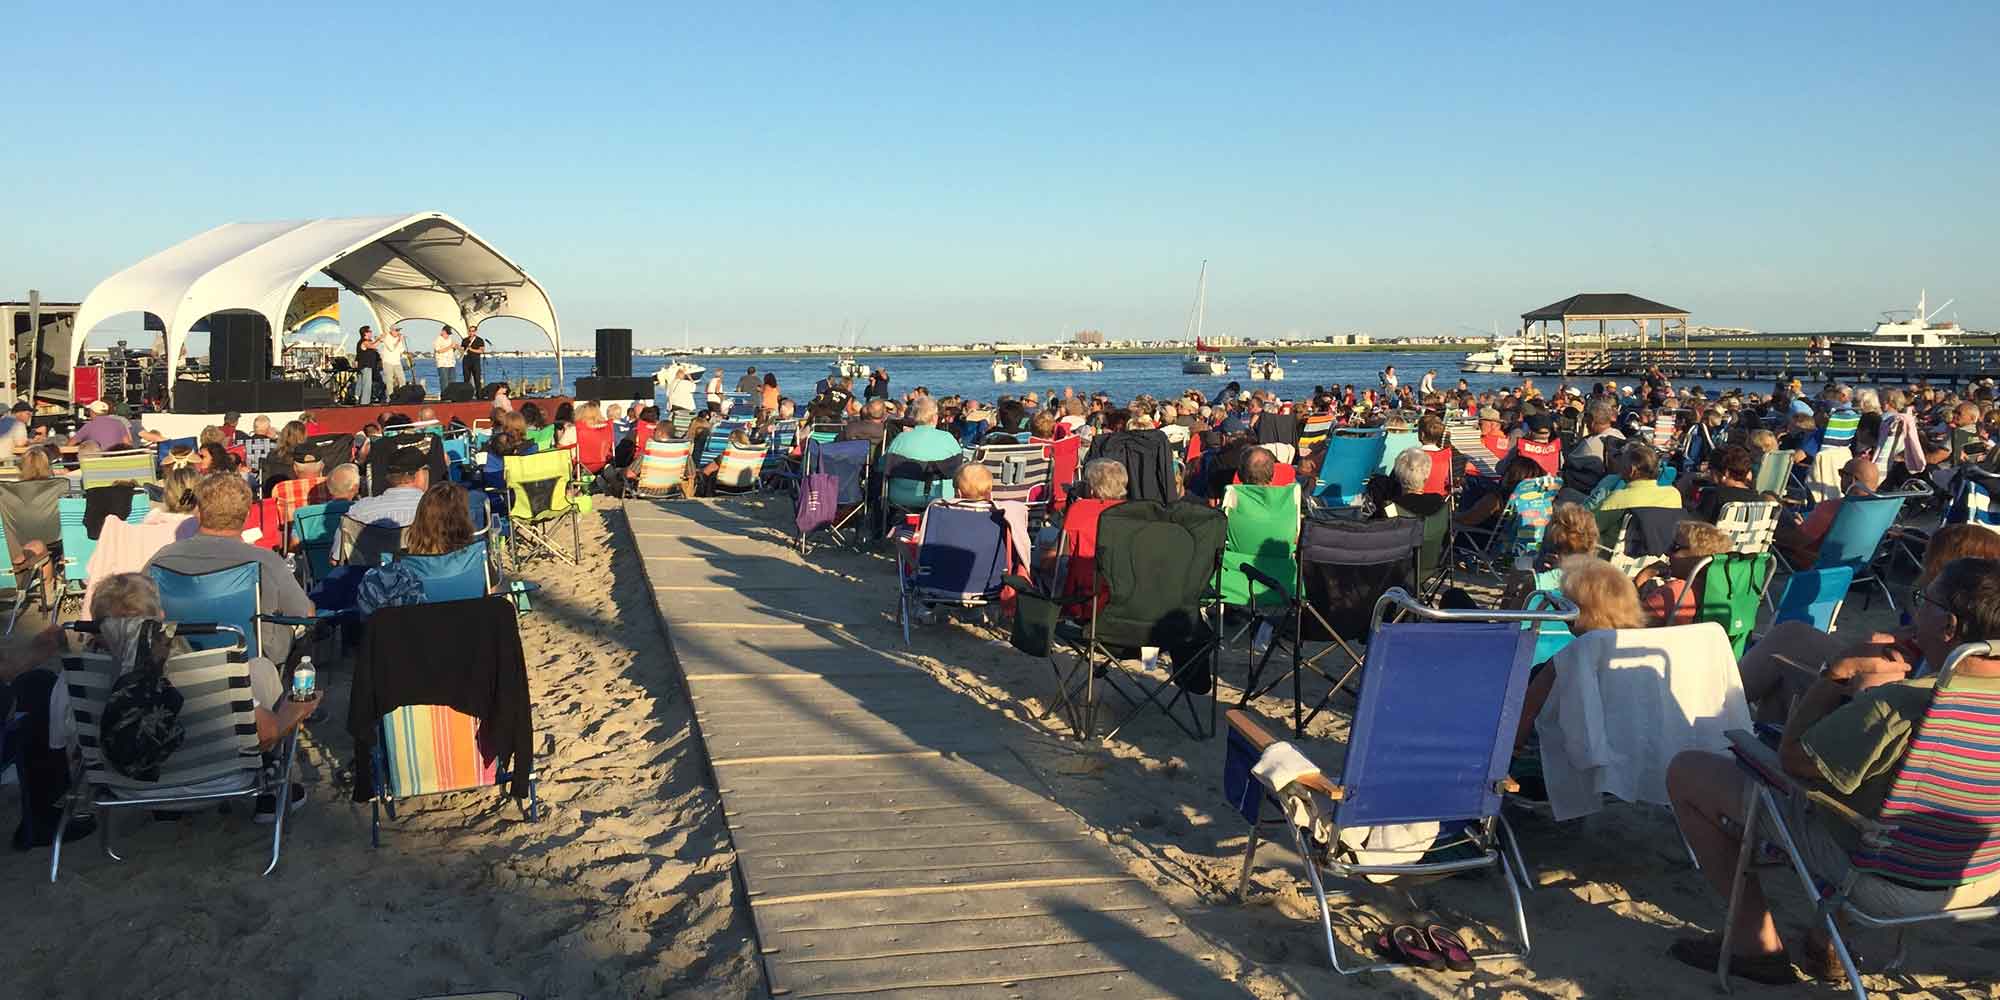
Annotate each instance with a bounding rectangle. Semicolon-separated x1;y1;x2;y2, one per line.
5;2;1995;351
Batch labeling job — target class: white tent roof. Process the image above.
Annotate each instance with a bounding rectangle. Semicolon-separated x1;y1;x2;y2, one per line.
69;212;561;386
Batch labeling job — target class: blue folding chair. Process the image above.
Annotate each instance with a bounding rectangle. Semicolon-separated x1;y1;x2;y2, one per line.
1312;430;1386;508
56;492;151;618
1375;430;1419;475
399;543;492;604
148;563;266;656
290;500;356;588
154;437;197;467
896;502;1009;644
1813;486;1926;622
1770;564;1858;632
1223;587;1576;975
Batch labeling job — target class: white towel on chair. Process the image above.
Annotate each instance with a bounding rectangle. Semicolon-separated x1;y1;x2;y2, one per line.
1252;741;1321;793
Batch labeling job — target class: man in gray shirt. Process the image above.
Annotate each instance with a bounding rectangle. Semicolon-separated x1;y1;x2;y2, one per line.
146;473;315;665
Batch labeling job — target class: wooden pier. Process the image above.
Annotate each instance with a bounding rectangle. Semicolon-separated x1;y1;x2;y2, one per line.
1507;344;2000;385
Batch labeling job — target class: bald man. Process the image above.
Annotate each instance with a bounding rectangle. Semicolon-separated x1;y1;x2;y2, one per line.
1776;457;1881;569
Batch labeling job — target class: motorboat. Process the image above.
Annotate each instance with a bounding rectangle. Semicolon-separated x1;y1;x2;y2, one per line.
1246;349;1284;381
1460;338;1521;374
991;354;1029;383
654;359;704;386
1834;291;1966;349
1030;347;1103;372
828;355;868;380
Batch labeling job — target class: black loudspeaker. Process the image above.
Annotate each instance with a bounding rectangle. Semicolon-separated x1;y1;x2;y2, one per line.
595;328;633;379
575;375;654;402
206;313;270;382
391;384;425;405
173;379;305;412
301;384;334;409
441;381;476;402
258;380;304;411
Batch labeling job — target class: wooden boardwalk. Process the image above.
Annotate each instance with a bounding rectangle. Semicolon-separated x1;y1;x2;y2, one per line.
625;498;1248;999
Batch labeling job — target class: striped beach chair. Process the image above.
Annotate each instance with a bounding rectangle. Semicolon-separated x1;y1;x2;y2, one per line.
79;449;155;492
634;438;693;500
372;703;537;847
1721;641;2000;996
711;442;768;495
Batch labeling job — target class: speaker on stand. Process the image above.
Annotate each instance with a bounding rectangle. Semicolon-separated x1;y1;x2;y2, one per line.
596;328;633;378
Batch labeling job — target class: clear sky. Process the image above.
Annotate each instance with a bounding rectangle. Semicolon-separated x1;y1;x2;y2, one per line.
5;2;1995;351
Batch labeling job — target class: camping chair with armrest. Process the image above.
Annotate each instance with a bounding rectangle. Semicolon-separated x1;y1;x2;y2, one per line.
1599;507;1689;578
240;496;284;552
879;450;961;535
1218;481;1302;670
333;516;410;572
1240;512;1423;736
1310;430;1386;510
0;477;68;627
365;597;539;847
47;621;302;881
56;492;151;620
572;421;614;477
710;441;769;496
896;501;1010;645
796;439;874;553
1753;449;1797;497
0;516;42;634
1447;423;1502;481
1221;588;1576;975
1697;552;1776;657
1767;564;1858;634
80;449;157;493
971;441;1054;526
1007;500;1226;741
500;449;582;568
1717;641;2000;998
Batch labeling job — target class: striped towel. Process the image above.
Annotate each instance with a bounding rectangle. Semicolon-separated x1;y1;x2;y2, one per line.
1851;686;2000;889
380;705;498;799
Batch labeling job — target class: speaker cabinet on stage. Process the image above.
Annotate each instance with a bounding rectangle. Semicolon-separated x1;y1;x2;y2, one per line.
595;328;633;378
205;313;272;382
575;376;654;401
173;379;305;413
441;381;476;402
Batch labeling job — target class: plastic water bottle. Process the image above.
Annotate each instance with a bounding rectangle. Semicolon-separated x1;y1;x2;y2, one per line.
292;656;317;701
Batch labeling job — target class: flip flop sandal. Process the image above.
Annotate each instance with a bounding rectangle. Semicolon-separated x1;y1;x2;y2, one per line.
1375;924;1446;970
1425;925;1477;972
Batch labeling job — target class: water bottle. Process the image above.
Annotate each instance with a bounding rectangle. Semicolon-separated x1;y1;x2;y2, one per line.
292;656;317;701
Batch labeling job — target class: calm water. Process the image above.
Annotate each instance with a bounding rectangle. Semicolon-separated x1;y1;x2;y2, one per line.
469;350;1784;407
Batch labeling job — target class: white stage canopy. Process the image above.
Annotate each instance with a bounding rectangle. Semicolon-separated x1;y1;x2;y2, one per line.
69;212;562;389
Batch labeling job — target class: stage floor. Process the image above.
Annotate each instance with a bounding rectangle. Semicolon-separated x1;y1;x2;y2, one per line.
136;397;576;437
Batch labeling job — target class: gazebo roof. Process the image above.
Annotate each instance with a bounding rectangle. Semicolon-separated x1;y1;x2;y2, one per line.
1522;293;1689;321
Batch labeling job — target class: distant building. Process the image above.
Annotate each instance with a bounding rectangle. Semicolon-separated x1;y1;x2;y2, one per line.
1323;333;1371;346
1073;329;1105;344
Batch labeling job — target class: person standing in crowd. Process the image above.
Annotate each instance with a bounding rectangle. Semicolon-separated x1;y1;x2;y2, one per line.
667;365;698;422
1380;365;1398;393
1419;368;1437;396
867;367;891;401
378;325;408;399
354;327;383;405
461;324;486;390
704;367;725;413
735;366;761;394
433;326;460;390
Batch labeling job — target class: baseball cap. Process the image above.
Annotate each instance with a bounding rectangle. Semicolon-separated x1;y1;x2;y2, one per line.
87;400;110;414
1477;406;1501;422
9;401;32;414
1525;412;1556;433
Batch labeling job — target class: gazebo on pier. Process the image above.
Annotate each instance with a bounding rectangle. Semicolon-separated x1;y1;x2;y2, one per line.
1520;292;1690;375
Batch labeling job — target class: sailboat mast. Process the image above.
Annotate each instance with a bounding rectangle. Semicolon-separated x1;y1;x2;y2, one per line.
1195;260;1208;344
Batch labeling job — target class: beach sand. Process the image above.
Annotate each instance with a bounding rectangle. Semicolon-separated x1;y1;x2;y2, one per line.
8;495;1997;999
2;502;760;999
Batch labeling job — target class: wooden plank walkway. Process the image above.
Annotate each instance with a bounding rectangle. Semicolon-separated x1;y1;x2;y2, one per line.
625;498;1249;999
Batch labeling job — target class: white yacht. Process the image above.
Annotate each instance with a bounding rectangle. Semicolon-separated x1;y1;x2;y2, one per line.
1031;347;1103;372
991;354;1029;383
1460;338;1520;374
828;355;868;380
1246;349;1285;381
1834;291;1966;349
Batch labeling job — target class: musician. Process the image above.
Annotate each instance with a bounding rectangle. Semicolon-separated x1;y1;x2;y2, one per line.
461;325;487;390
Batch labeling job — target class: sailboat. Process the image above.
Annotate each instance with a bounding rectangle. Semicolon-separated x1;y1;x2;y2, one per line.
1180;261;1228;375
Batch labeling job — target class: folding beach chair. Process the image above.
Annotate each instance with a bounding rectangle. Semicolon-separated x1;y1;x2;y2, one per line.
1813;486;1926;623
153;437;196;468
1753;449;1797;496
1769;564;1858;633
0;515;40;634
796;439;872;553
365;599;539;848
1375;430;1419;476
1455;474;1561;581
241;496;285;552
398;542;496;604
500;449;581;568
290;500;355;588
880;450;960;530
1717;641;2000;997
971;441;1054;523
1222;588;1575;975
1240;513;1423;735
896;501;1009;644
709;442;768;496
1448;423;1502;480
1008;500;1225;741
56;492;151;620
146;562;324;663
48;621;300;880
1311;430;1385;509
1297;414;1335;456
1218;481;1302;661
78;450;155;492
1697;552;1776;656
1681;421;1716;478
572;421;615;477
633;438;693;500
1601;507;1688;578
0;477;65;624
334;517;409;570
1715;500;1782;556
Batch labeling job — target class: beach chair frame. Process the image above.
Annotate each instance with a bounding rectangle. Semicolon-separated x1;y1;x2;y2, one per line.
1716;641;2000;998
1223;587;1577;975
895;501;1010;645
48;622;300;881
501;450;582;569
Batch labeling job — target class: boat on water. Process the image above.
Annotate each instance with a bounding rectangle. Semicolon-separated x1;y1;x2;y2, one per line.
654;359;704;386
1246;349;1284;381
1031;347;1103;372
1178;260;1229;375
1460;338;1523;374
991;353;1029;383
828;355;868;380
1834;291;1965;349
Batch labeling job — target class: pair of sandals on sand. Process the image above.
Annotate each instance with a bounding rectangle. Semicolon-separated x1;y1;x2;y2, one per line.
1375;924;1476;972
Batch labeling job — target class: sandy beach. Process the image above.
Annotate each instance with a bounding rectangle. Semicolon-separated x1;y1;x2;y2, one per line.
9;495;1998;999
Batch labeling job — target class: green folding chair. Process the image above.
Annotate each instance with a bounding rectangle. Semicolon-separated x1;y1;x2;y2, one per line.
501;449;583;568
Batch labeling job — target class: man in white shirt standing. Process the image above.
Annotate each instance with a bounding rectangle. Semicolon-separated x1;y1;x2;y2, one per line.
378;326;408;398
704;368;724;413
432;328;460;390
1419;368;1436;397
